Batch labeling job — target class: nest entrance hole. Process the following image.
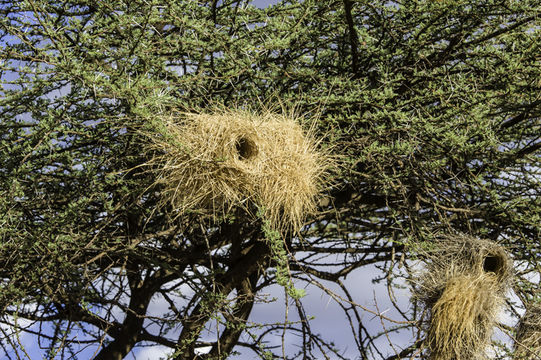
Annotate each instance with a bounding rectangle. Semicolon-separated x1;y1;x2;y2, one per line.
235;137;258;160
483;254;505;275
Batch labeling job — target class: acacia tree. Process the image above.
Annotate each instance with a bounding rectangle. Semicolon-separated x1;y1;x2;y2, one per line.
1;0;540;359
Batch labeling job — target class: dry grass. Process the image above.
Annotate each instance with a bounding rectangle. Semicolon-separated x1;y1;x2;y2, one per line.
427;274;502;360
413;234;513;360
143;107;330;233
515;302;541;359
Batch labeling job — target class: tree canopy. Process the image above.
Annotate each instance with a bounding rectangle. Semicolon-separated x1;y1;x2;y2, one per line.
0;0;540;359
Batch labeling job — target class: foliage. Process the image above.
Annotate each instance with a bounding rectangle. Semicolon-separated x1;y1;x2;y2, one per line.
1;0;540;359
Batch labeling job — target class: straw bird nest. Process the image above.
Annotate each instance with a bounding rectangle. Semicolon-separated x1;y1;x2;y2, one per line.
144;108;329;233
413;234;513;360
515;302;541;359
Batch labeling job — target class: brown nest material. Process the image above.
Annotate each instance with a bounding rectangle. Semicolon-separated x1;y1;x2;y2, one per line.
143;108;329;233
413;234;513;360
515;302;541;359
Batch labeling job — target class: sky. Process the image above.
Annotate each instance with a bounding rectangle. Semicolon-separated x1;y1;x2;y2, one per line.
125;262;521;360
252;0;281;8
128;263;416;360
7;263;417;359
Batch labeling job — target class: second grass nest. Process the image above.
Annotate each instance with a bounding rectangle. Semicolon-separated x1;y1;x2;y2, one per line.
413;234;513;360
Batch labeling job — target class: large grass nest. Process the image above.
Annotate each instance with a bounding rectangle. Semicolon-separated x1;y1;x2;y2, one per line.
515;302;541;359
143;108;329;233
413;234;513;360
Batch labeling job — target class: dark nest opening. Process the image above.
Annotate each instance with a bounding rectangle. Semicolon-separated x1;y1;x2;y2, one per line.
483;253;506;275
235;136;258;160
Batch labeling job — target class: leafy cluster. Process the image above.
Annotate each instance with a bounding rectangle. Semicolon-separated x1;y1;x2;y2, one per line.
1;0;539;359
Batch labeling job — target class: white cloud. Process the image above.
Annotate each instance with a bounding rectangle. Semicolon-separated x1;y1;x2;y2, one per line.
133;345;172;360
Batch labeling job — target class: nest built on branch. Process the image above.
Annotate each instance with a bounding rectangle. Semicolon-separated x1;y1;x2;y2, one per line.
515;302;541;359
144;108;329;233
413;234;513;360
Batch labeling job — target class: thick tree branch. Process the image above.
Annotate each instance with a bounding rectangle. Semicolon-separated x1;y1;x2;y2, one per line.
205;273;258;359
174;239;270;360
343;0;360;77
